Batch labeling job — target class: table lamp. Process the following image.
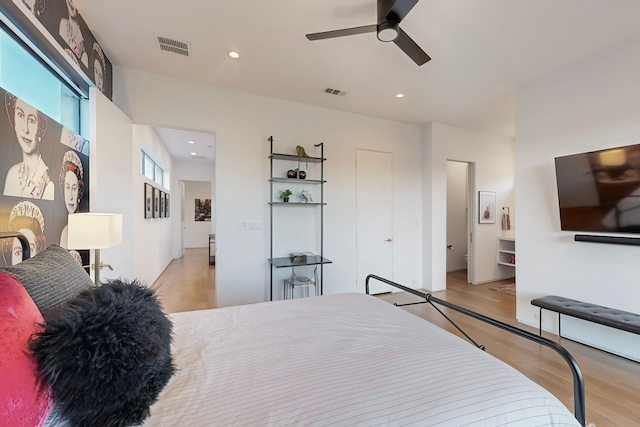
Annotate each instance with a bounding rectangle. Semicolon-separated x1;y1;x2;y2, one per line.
67;213;123;285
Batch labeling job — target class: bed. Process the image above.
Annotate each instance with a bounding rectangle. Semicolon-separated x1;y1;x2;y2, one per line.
0;232;585;427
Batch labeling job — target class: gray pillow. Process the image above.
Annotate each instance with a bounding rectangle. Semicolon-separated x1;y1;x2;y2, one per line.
0;244;93;316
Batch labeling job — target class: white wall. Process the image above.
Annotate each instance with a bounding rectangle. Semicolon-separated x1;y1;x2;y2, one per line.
422;123;515;291
89;88;134;283
113;67;423;307
183;180;212;248
131;124;174;285
515;34;640;359
89;106;175;286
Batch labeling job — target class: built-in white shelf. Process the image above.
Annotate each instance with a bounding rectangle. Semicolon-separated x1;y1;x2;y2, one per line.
497;237;516;268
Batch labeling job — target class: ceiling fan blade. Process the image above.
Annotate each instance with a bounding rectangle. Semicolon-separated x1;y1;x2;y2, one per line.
393;27;431;66
379;0;419;23
306;25;377;41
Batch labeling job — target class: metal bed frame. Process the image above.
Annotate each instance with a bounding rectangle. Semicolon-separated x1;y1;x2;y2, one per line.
0;231;31;262
365;274;586;427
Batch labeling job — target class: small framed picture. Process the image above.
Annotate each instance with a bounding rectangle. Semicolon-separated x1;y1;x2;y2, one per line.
478;191;496;224
153;187;160;218
144;183;153;219
159;190;165;218
165;193;170;217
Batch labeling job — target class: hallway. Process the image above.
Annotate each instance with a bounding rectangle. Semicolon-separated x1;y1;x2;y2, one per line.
151;248;216;313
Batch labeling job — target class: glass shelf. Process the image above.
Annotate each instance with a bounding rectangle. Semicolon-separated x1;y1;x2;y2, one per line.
269;256;332;268
269;202;326;205
270;153;325;163
269;177;325;184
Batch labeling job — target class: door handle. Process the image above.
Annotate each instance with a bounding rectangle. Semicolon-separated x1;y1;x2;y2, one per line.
385;238;393;242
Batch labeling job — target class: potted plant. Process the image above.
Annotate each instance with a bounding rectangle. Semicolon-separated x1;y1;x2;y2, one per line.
279;189;292;202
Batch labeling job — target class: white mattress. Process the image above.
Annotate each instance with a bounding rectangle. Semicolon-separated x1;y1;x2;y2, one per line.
144;293;581;426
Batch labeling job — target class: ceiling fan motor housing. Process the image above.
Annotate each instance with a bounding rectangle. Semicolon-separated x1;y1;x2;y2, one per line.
376;0;408;42
377;21;399;42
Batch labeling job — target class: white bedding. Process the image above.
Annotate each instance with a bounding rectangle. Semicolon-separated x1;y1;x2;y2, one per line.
144;293;581;426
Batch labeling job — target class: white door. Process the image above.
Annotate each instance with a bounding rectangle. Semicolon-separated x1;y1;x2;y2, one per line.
356;150;393;294
179;180;185;258
466;163;475;284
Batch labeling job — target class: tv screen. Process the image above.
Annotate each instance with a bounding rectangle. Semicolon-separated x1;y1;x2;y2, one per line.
555;144;640;233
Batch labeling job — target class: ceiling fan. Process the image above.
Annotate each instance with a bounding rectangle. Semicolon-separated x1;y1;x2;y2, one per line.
305;0;431;66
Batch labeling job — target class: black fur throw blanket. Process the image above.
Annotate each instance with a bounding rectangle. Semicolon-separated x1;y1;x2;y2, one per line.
30;279;175;427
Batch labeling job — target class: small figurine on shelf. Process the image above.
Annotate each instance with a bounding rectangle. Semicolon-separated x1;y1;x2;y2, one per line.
301;189;313;203
279;189;292;203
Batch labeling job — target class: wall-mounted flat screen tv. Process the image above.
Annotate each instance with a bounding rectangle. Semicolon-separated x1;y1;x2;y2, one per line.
555;143;640;233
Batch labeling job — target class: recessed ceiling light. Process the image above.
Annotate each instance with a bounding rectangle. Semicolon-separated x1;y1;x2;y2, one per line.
190;152;197;156
395;92;405;98
188;140;195;144
228;51;240;59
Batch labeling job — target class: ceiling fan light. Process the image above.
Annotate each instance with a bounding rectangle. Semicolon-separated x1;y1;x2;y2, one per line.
377;21;399;42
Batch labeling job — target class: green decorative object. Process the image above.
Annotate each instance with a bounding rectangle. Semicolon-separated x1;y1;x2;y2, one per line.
279;189;292;202
296;145;311;170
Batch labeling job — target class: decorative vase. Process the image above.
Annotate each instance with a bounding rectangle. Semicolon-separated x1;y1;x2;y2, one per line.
282;197;289;203
286;170;297;179
298;170;307;179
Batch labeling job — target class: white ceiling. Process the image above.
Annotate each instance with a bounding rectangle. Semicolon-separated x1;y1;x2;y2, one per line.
76;0;640;141
152;126;215;161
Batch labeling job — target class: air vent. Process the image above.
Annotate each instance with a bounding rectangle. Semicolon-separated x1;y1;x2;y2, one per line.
324;87;347;96
156;35;191;57
192;155;207;160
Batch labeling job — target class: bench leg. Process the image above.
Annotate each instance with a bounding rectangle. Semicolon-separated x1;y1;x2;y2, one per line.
539;308;542;335
558;313;561;338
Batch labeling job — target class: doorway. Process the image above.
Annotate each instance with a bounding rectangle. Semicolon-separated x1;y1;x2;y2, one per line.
181;180;214;254
150;126;215;261
356;150;393;294
446;160;475;285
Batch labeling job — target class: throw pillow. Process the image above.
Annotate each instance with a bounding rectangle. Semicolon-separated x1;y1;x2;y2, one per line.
30;279;175;427
0;244;94;317
0;271;54;426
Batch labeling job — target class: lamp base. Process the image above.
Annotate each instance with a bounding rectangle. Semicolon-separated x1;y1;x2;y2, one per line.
94;249;101;285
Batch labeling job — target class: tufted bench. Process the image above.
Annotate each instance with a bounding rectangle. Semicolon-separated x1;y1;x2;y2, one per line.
530;295;640;337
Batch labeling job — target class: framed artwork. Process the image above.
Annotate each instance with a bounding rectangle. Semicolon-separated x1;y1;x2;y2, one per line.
153;187;160;218
478;191;496;224
195;198;212;221
165;193;170;217
144;183;153;218
159;190;165;218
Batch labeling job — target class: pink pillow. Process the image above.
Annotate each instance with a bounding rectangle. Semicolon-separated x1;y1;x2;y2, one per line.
0;271;53;427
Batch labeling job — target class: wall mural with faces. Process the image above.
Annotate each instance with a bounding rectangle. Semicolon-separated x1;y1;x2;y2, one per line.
0;86;89;267
2;0;113;98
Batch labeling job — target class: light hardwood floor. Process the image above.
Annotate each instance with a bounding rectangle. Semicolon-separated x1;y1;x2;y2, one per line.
152;256;640;426
151;248;216;313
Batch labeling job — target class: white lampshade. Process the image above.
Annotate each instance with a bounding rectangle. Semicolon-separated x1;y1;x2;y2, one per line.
67;213;123;250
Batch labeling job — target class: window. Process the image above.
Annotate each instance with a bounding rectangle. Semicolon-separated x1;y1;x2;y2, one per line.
141;150;166;187
0;26;86;135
